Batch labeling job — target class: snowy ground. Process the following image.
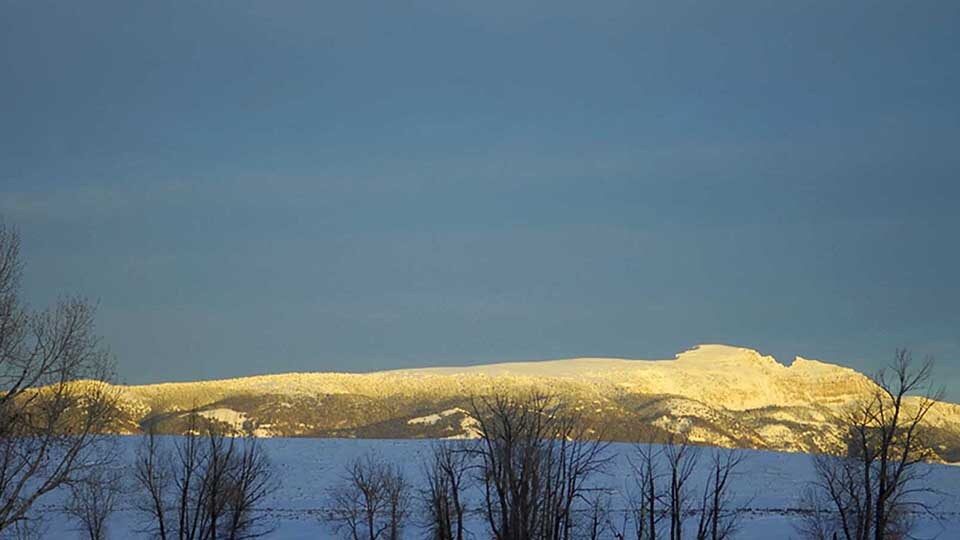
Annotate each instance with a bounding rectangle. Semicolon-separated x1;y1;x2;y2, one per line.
29;437;960;539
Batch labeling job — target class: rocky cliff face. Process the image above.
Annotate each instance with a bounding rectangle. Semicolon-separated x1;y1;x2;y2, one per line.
108;344;960;460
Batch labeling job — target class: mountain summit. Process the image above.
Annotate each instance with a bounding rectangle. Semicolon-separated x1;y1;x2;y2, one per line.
112;344;960;460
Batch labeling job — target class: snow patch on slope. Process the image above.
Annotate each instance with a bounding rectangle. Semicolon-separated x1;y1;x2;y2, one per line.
445;416;481;439
407;408;468;425
198;408;247;430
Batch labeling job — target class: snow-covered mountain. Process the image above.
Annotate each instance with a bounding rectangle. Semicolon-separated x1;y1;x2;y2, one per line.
110;344;960;460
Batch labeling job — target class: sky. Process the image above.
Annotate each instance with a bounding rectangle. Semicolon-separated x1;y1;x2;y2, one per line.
1;1;958;398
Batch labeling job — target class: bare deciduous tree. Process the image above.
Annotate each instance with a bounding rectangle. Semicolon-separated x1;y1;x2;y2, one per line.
578;490;613;540
799;349;941;540
65;465;123;540
695;449;746;540
134;427;172;540
663;433;701;540
617;437;743;540
133;412;277;540
222;437;276;539
607;480;648;540
421;442;471;540
0;222;120;532
382;462;410;540
326;452;411;540
468;391;611;540
796;485;840;540
627;439;664;540
6;515;46;540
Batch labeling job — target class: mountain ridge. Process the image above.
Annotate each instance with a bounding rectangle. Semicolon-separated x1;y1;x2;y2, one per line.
103;344;960;461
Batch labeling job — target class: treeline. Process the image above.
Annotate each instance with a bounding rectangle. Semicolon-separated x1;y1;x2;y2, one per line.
322;392;750;540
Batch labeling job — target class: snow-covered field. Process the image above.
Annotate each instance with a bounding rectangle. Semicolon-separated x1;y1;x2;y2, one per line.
32;437;960;539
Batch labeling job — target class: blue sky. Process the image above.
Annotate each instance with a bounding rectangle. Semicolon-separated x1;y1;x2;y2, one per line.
2;2;958;397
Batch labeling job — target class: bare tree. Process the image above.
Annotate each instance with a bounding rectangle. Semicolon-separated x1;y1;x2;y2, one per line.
795;485;840;540
222;437;277;540
327;477;364;540
174;413;208;540
578;490;612;540
662;433;700;540
468;391;611;540
64;465;123;540
6;516;46;540
0;222;121;532
799;350;941;540
326;452;411;540
627;439;664;540
421;442;471;540
695;449;746;540
383;462;410;540
607;480;647;540
133;426;172;540
133;412;277;540
618;436;735;540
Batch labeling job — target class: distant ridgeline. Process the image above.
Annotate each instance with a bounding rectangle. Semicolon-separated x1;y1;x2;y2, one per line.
102;345;960;462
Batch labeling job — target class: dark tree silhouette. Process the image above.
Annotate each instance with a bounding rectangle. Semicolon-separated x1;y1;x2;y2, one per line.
133;412;277;540
798;350;942;540
662;432;700;540
421;441;471;540
695;449;746;540
468;391;611;540
0;222;120;532
64;464;123;540
326;452;411;540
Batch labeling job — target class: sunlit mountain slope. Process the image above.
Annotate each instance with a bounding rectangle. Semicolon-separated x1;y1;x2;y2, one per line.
107;344;960;460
